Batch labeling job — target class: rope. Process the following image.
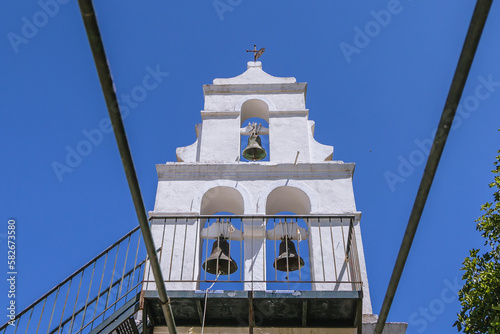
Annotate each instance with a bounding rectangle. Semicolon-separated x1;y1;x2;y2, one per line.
201;272;220;334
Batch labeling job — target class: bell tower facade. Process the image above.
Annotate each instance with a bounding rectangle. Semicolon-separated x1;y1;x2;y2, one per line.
144;61;407;333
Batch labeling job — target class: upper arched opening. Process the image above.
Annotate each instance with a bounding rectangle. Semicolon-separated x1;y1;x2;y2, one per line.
265;186;311;215
240;99;269;125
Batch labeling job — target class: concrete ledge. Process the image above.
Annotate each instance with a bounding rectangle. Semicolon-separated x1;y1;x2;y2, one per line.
156;162;355;180
154;326;407;334
155;328;358;334
144;290;362;329
362;322;408;334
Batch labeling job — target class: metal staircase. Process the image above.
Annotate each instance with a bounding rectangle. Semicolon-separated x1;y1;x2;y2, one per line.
0;226;147;334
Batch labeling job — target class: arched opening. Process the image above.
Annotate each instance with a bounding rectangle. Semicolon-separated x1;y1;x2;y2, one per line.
240;99;270;162
241;99;269;124
200;186;244;215
199;187;244;290
265;186;311;215
265;187;312;290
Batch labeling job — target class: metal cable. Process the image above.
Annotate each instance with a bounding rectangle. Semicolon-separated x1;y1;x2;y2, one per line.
374;1;493;332
201;273;220;334
76;1;177;332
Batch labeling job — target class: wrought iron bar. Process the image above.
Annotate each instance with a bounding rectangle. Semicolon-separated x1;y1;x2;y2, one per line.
329;218;339;279
79;261;97;331
105;243;120;312
46;287;60;334
240;221;243;284
159;219;167;264
262;218;266;284
273;219;277;282
35;297;47;333
168;219;178;281
91;252;108;330
23;307;33;334
68;270;85;333
13;316;19;334
203;222;208;282
116;236;133;308
56;279;72;334
227;224;232;282
180;223;188;280
128;236;142;293
340;218;353;284
318;218;326;281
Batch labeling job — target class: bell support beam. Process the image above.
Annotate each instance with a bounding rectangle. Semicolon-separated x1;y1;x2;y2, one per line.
374;1;493;333
201;220;243;241
76;1;177;333
266;221;309;241
240;124;269;135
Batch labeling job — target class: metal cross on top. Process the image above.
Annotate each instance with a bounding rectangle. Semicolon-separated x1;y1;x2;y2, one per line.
246;44;265;61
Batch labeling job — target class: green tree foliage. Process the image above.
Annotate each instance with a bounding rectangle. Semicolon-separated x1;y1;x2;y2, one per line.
454;149;500;333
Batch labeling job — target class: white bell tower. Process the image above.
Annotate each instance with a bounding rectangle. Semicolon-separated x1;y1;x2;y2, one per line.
144;61;407;333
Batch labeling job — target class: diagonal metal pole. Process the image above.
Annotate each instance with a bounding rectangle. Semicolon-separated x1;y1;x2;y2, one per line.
374;1;493;333
76;1;177;333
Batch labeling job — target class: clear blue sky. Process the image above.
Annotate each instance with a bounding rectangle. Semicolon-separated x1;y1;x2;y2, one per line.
2;1;500;333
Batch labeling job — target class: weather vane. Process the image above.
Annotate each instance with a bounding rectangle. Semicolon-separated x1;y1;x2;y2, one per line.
246;44;265;62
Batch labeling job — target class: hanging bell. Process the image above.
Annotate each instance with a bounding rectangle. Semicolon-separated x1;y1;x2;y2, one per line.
274;237;305;272
202;236;238;275
242;133;267;161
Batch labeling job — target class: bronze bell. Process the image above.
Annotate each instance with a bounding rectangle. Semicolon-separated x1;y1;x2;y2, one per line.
242;133;267;161
202;236;238;275
273;237;305;272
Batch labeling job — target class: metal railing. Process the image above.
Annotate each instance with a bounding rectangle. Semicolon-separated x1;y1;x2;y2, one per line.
0;226;147;334
144;215;363;292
